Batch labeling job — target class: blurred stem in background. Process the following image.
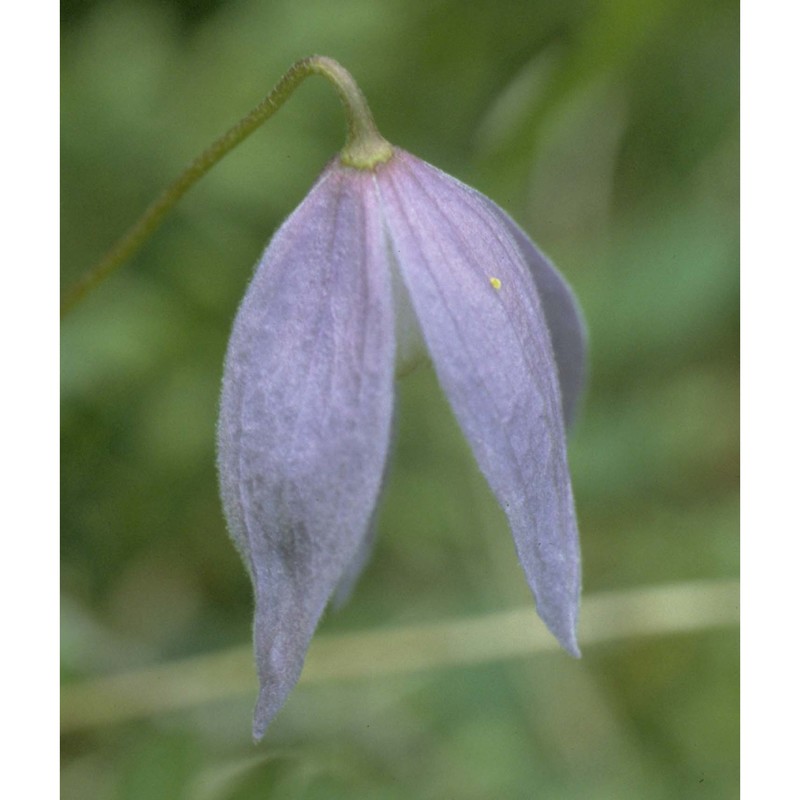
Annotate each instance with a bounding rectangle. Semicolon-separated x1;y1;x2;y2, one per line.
61;578;738;733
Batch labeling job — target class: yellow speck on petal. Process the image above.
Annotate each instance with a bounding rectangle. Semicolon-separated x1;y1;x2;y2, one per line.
489;276;502;290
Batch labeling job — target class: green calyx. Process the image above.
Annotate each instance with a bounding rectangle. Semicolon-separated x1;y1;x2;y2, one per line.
339;133;394;170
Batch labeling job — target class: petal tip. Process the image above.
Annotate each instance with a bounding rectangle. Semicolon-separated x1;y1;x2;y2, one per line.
251;681;286;742
563;636;582;659
252;719;267;744
539;596;581;658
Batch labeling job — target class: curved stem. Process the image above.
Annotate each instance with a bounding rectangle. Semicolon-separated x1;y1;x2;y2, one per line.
60;56;392;317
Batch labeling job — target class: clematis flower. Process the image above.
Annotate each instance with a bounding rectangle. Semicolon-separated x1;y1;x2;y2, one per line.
216;61;586;740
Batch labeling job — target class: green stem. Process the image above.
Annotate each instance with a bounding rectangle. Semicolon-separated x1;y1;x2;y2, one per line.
60;579;739;733
60;55;392;317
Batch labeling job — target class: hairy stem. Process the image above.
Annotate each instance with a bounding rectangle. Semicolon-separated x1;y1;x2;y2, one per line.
60;55;392;317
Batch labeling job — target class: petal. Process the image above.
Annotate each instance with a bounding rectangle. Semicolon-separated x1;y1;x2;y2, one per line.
329;441;390;609
491;209;588;429
217;161;395;738
330;512;379;610
377;150;581;656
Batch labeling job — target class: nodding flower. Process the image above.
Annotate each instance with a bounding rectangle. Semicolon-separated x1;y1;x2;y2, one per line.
216;62;587;741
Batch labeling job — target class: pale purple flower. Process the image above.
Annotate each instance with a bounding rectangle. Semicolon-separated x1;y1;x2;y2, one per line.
217;148;587;739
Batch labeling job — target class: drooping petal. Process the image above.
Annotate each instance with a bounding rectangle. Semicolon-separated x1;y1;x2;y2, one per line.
330;511;379;610
217;161;396;739
377;150;581;655
491;209;588;429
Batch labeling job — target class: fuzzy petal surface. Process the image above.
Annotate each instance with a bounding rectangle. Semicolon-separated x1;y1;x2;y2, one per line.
329;408;398;610
377;150;581;655
217;162;395;738
493;209;587;428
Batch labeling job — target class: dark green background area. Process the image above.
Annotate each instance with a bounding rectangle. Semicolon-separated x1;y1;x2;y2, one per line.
61;0;739;797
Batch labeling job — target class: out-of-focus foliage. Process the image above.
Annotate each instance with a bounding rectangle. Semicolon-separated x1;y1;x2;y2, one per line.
61;0;738;797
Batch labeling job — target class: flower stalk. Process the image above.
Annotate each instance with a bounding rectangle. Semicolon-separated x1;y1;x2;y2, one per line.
60;55;391;317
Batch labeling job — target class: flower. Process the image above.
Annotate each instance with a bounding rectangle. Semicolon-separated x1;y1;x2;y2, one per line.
217;147;587;739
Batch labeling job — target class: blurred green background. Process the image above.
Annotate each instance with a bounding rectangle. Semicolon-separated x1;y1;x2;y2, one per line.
61;0;739;797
